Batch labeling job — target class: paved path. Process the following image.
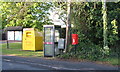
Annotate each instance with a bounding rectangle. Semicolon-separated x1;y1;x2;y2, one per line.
0;40;21;44
1;55;119;71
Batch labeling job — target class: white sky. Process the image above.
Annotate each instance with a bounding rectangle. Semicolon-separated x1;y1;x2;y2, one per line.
49;8;65;26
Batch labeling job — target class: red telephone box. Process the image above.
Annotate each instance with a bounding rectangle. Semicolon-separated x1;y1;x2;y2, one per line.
72;34;78;45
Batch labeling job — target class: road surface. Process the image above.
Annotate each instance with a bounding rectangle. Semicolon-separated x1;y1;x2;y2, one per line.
1;55;119;72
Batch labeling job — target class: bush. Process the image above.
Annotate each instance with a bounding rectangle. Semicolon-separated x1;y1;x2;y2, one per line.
58;41;107;61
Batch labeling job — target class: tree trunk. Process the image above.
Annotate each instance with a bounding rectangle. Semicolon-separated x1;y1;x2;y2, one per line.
64;0;71;53
102;0;109;54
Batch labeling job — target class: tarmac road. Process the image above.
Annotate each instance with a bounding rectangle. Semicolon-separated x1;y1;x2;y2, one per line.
1;55;119;72
2;61;47;70
2;56;55;70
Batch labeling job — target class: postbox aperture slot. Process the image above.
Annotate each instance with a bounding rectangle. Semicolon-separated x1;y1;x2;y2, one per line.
26;32;32;37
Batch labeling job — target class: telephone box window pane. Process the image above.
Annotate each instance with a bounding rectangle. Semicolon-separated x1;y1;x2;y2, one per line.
44;44;53;56
44;28;53;42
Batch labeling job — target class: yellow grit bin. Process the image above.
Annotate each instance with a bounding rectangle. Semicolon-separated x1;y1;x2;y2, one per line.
22;28;43;51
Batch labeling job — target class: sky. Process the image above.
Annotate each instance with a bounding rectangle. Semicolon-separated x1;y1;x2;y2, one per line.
48;7;66;27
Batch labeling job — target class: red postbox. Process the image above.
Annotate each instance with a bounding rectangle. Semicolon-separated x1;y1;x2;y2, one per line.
72;34;78;45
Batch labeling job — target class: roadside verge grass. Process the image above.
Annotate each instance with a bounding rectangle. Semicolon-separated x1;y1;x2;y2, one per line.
57;53;119;66
99;57;119;66
1;42;43;57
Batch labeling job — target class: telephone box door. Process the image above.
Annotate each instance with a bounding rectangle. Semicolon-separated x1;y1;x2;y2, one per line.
44;27;55;56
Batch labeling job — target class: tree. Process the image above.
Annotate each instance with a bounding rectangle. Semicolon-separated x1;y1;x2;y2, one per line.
57;2;120;59
53;1;71;53
64;0;71;53
102;0;109;54
1;2;53;30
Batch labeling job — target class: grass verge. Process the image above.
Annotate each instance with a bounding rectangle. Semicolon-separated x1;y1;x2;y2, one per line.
1;42;43;57
57;53;119;66
99;57;119;66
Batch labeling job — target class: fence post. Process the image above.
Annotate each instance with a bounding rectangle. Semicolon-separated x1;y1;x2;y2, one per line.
7;40;9;49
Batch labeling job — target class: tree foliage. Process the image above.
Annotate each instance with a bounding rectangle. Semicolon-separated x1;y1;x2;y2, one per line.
1;2;53;30
56;2;120;60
